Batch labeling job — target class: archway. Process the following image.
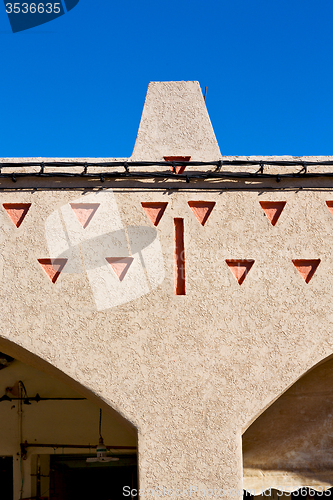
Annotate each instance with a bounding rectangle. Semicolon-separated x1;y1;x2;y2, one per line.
242;355;333;498
0;341;138;500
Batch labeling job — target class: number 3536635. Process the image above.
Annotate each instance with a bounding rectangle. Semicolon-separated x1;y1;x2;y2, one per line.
5;3;61;13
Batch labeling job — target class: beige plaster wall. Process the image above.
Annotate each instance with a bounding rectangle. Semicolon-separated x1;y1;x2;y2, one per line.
0;82;333;499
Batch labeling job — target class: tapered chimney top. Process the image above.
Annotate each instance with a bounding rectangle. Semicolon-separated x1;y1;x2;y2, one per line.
131;81;221;161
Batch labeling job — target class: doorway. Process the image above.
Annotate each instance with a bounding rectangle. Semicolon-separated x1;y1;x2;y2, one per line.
0;351;137;499
0;457;13;500
49;454;137;500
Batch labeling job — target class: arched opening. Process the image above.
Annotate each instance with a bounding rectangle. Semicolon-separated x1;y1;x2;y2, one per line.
242;355;333;499
0;340;138;500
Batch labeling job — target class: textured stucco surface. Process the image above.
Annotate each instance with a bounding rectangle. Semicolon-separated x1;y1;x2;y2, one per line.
1;82;333;498
131;81;221;161
0;170;333;497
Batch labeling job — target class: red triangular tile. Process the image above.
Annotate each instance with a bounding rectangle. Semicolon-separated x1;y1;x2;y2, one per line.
259;201;286;226
292;259;320;283
106;257;134;281
70;203;100;229
38;259;68;284
326;201;333;216
3;203;31;228
188;201;216;226
164;156;191;174
141;202;168;226
226;260;254;285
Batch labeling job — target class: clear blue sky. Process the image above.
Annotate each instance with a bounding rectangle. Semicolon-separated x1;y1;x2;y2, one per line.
0;0;333;157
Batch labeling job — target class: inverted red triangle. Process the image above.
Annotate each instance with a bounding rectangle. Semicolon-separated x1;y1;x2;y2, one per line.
106;257;134;281
259;201;286;226
226;260;254;285
326;201;333;216
3;203;31;228
292;259;320;283
188;201;216;226
164;156;191;174
141;202;168;226
70;203;100;229
38;259;68;284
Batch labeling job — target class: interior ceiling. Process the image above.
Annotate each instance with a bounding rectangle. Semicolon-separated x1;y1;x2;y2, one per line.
0;357;137;450
243;356;333;492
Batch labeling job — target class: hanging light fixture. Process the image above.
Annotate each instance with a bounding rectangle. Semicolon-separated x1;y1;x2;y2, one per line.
0;352;14;370
86;409;119;463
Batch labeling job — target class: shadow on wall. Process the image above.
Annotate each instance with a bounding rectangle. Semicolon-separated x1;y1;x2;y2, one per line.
44;190;165;310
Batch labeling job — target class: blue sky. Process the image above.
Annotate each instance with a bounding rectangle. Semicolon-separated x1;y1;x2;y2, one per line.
0;0;333;157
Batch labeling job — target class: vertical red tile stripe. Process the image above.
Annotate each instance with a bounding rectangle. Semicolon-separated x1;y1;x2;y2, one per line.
174;218;185;295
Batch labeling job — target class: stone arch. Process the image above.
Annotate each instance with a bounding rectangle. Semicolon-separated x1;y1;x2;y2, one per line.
242;353;333;494
0;337;138;499
0;336;137;432
243;353;333;435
